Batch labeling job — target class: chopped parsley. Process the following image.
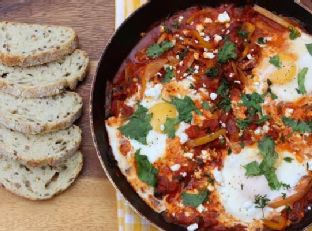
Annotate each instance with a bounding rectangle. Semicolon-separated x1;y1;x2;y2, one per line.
202;101;211;110
171;96;200;123
244;136;283;190
228;148;232;155
241;92;264;117
282;193;287;199
284;157;293;163
205;67;219;77
289;26;301;40
269;55;282;68
257;37;267;44
266;79;278;100
135;150;158;186
306;43;312;56
118;105;152;144
297;67;309;94
254;194;270;209
162;66;175;83
163;117;179;138
238;27;248;38
218;41;237;63
217;79;232;112
282;116;312;133
182;189;209;208
146;40;174;58
236;118;251;130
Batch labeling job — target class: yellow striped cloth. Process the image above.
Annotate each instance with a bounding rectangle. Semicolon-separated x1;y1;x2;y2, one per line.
115;1;159;230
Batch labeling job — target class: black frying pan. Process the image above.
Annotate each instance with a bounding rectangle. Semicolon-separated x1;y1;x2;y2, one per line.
90;0;312;230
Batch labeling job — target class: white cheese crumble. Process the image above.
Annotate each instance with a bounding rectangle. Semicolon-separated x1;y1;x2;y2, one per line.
196;24;204;32
204;17;212;23
160;124;165;131
144;83;163;97
170;164;181;172
178;16;184;23
247;54;253;60
285;108;294;117
194;39;199;44
180;172;187;177
197;204;205;213
214;34;223;42
187;223;199;231
210;92;218;100
203;52;215;59
184;152;194;159
176;122;190;144
217;11;231;23
203;35;210;41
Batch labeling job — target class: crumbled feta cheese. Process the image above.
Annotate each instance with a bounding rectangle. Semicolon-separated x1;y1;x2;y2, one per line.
217;11;231;23
214;34;223;42
160;25;165;32
203;52;215;59
247;54;253;60
207;184;214;191
213;49;218;53
160;124;165;131
194;39;199;44
197;204;205;213
254;127;261;135
199;32;205;37
194;65;199;70
229;73;234;78
125;95;137;107
263;123;270;133
285;108;294;117
204;48;208;52
176;55;180;59
186;75;195;82
187;223;199;231
176;122;189;143
196;24;204;32
210;92;218;100
171;39;176;45
221;122;226;128
184;152;194;159
179;36;184;41
178;16;184;23
170;164;181;172
203;36;210;42
180;172;187;177
179;61;184;66
234;80;241;84
204;17;212;23
145;84;163;97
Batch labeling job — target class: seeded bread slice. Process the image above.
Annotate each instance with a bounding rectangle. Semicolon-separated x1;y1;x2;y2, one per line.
0;151;83;200
0;49;89;98
0;91;82;134
0;21;78;67
0;125;81;167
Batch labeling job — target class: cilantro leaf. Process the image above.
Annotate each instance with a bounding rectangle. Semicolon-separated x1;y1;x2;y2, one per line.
205;67;219;77
282;116;312;133
238;28;248;38
297;67;309;94
202;101;211;110
306;43;312;56
257;37;267;44
236;118;251;130
135;150;158;186
118;105;152;144
245;136;283;190
269;55;282;68
284;157;293;163
216;79;232;112
163;117;179;138
254;194;270;209
244;161;262;176
146;40;174;58
218;41;237;63
289;26;301;40
241;93;264;117
182;190;209;208
162;66;175;83
171;96;198;123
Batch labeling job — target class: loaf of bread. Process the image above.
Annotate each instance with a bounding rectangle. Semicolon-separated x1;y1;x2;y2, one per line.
0;151;83;200
0;49;89;98
0;91;82;134
0;21;78;67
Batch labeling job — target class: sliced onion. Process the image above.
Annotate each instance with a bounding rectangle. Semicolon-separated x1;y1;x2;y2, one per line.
140;58;168;98
268;175;312;209
186;129;226;148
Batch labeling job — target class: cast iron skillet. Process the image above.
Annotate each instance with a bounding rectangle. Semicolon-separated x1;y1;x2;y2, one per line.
90;0;312;230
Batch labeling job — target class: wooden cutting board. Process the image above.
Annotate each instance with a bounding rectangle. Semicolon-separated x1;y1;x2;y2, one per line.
0;0;117;230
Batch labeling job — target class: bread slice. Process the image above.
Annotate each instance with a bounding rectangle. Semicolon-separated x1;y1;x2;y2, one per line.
0;21;78;67
0;49;89;98
0;151;83;200
0;91;82;134
0;125;81;167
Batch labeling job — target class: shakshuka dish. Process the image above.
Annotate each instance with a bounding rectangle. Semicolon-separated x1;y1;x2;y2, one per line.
106;4;312;231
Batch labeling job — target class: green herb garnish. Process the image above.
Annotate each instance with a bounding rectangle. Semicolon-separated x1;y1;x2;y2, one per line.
269;55;282;68
289;26;301;40
297;67;309;94
135;150;158;186
182;190;209;208
163;117;179;138
218;41;237;63
146;40;174;58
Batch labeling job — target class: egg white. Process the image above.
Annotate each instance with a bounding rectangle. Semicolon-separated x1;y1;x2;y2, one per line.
214;146;308;223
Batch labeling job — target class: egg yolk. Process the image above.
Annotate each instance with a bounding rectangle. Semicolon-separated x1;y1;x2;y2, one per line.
149;102;177;132
268;54;297;84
